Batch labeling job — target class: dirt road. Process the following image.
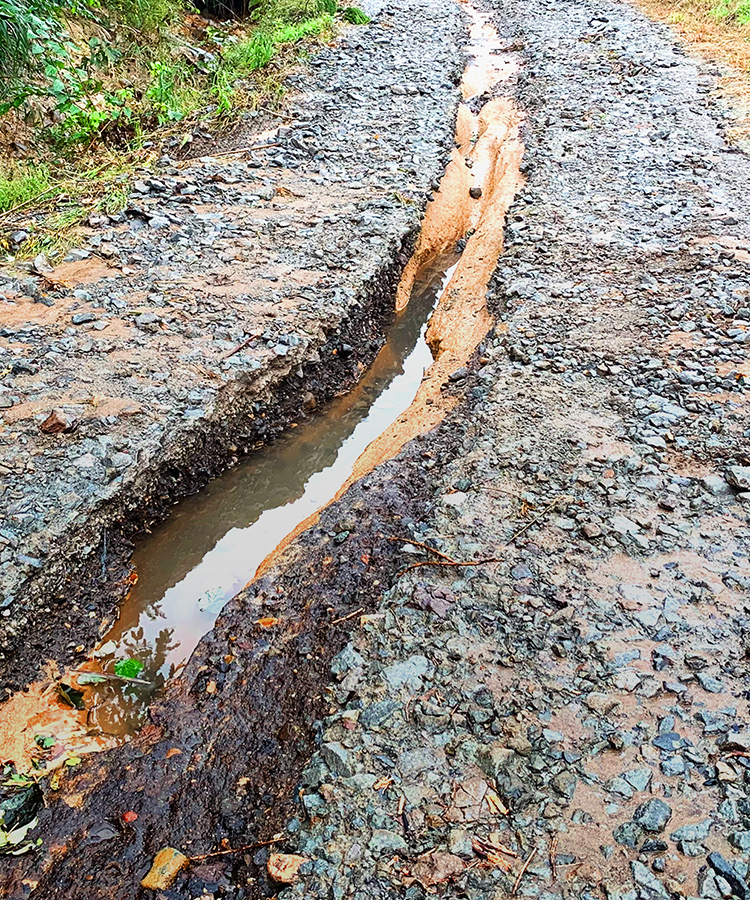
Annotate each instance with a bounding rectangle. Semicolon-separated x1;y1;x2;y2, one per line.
1;0;749;896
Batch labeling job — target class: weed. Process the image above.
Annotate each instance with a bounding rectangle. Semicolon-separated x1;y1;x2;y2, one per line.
48;204;86;229
210;66;237;114
0;163;51;213
98;183;129;214
104;0;185;32
273;13;332;42
341;5;369;23
224;31;276;72
265;0;333;22
0;0;34;87
146;60;184;123
50;88;136;146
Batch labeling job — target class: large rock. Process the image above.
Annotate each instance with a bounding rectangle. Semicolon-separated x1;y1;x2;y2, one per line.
633;799;672;833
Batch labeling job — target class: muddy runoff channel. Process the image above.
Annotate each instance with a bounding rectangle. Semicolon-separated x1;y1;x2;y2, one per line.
0;4;523;895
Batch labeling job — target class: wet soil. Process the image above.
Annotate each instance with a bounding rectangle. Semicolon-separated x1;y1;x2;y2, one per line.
2;0;750;896
0;253;456;754
0;399;472;900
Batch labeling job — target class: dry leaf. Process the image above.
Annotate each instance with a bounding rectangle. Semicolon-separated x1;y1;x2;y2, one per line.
487;833;517;856
256;617;280;628
373;777;393;790
486;850;513;872
267;853;308;884
485;788;509;815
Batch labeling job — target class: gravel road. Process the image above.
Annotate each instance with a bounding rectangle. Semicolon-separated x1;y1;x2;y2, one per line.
0;0;463;690
272;0;750;897
1;0;749;896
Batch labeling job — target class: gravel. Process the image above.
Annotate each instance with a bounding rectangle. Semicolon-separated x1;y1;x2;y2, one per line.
0;0;465;689
1;0;749;895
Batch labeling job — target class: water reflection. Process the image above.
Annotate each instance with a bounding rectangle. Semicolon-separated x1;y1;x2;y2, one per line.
85;253;459;736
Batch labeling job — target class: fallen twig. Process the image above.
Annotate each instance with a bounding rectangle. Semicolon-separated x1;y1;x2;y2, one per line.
474;835;517;857
388;536;458;564
393;494;572;579
550;836;558;879
504;495;573;546
258;105;295;121
330;606;365;625
512;846;537;895
201;142;280;161
396;556;503;578
222;333;261;360
188;836;283;862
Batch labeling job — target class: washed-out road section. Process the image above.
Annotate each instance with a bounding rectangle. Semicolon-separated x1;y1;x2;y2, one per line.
0;0;464;692
2;0;750;896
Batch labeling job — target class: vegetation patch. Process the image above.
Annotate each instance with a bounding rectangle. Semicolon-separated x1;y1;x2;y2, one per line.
0;0;371;260
0;163;51;214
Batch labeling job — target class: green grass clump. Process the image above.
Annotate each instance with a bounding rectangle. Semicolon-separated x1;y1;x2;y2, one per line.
341;5;369;23
273;13;332;43
221;11;331;77
711;0;750;22
0;163;51;213
223;30;276;72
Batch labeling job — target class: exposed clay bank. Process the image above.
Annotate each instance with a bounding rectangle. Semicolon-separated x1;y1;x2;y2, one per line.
1;0;525;765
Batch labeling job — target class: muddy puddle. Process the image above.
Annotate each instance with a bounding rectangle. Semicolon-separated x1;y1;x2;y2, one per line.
0;0;524;769
82;254;458;737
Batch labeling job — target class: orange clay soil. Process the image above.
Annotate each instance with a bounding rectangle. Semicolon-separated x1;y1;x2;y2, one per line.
0;1;524;771
257;10;524;580
0;676;116;770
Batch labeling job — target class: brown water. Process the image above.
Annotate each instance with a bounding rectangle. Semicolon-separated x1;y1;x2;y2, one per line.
80;254;459;737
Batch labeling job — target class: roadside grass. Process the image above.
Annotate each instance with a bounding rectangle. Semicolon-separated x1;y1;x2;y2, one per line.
0;152;143;258
0;164;52;215
0;2;370;263
631;0;750;141
710;0;750;24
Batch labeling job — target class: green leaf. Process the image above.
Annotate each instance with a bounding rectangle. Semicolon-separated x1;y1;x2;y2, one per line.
2;774;34;788
64;757;82;768
34;734;55;750
0;817;41;856
114;658;144;679
56;683;85;710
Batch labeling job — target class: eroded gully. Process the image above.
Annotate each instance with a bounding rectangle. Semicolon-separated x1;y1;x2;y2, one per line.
1;1;523;892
